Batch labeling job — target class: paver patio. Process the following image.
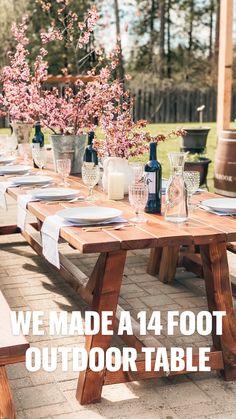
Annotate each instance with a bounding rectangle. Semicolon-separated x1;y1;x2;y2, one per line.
1;194;236;419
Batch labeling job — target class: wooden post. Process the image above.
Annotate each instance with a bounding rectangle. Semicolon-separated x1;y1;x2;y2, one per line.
217;0;233;133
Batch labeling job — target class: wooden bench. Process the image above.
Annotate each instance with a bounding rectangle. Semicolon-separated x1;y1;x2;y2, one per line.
0;291;29;419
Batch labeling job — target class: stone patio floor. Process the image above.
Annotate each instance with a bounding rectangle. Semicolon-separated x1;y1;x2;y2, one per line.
1;196;236;419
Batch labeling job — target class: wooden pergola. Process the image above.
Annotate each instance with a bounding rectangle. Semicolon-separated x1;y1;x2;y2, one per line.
217;0;234;133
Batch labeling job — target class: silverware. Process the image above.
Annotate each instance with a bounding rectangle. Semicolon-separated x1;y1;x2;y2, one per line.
21;183;53;190
82;223;133;232
44;196;85;205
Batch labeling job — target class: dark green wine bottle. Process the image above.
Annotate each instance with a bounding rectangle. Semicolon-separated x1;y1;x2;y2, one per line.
144;142;162;214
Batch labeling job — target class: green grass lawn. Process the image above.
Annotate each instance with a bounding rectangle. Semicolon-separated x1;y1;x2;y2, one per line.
2;121;234;192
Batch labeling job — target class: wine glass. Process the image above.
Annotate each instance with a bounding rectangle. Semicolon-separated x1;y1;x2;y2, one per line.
184;170;200;210
56;159;71;187
18;143;32;164
129;182;148;223
82;162;100;200
32;146;47;173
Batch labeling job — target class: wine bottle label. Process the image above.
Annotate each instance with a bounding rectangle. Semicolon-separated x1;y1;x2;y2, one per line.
146;172;156;194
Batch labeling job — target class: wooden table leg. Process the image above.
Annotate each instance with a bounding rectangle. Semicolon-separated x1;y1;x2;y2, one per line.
158;246;180;283
0;366;16;419
76;250;127;405
200;242;236;380
147;248;163;276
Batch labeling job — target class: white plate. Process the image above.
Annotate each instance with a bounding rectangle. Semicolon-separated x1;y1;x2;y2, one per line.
201;198;236;214
0;157;16;164
11;175;53;185
30;188;79;200
0;165;31;175
57;206;122;223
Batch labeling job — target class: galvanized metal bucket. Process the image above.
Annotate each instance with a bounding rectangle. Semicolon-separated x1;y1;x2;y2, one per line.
51;134;87;174
12;121;33;144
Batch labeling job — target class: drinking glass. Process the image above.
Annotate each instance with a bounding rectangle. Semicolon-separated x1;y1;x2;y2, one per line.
129;162;144;185
32;146;47;173
129;183;148;223
18;143;32;164
56;159;71;186
82;162;100;200
184;170;200;210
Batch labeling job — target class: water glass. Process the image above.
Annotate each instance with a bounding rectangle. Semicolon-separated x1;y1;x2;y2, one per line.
129;162;144;185
18;143;32;163
82;162;100;200
184;170;200;210
32;146;47;172
129;183;148;223
56;159;71;186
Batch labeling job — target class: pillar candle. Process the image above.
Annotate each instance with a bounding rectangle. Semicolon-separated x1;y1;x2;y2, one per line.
108;172;125;200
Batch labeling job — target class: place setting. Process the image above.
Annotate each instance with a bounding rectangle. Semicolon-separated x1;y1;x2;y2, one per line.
199;197;236;216
16;187;85;231
0;155;16;165
40;205;129;268
0;172;55;209
0;164;32;176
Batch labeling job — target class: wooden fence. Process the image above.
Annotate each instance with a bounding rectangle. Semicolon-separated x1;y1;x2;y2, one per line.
132;87;218;123
2;86;236;127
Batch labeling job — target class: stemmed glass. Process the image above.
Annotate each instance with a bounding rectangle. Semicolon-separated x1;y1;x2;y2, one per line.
32;145;47;173
184;170;200;210
82;162;100;200
56;159;71;186
129;182;148;223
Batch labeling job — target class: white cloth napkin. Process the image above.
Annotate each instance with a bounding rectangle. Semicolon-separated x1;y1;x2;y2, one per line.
0;181;13;209
17;194;39;230
41;215;75;268
41;215;127;269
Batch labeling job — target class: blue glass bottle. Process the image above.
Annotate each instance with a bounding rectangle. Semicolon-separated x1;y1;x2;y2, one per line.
32;121;44;148
83;131;98;165
144;142;162;214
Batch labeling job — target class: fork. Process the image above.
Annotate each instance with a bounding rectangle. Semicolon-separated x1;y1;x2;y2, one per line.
82;223;134;232
21;183;54;190
44;196;85;205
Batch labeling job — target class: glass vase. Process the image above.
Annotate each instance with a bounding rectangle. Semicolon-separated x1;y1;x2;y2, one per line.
165;152;188;223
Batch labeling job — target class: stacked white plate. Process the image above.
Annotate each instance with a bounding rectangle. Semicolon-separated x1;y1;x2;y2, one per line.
57;206;122;224
30;188;79;201
0;165;31;175
201;198;236;215
11;175;53;186
0;156;16;165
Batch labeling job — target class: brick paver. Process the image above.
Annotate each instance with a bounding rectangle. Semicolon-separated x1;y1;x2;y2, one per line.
1;196;236;419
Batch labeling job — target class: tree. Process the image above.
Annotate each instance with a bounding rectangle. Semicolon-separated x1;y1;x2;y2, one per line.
159;0;166;77
0;0;29;67
27;0;95;75
114;0;125;81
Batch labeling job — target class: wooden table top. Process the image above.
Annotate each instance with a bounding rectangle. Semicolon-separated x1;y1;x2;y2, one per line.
3;168;236;254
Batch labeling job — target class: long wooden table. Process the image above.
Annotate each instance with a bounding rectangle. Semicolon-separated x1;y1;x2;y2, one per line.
1;169;236;405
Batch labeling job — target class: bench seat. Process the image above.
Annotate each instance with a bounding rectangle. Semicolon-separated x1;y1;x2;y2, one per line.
0;291;29;419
